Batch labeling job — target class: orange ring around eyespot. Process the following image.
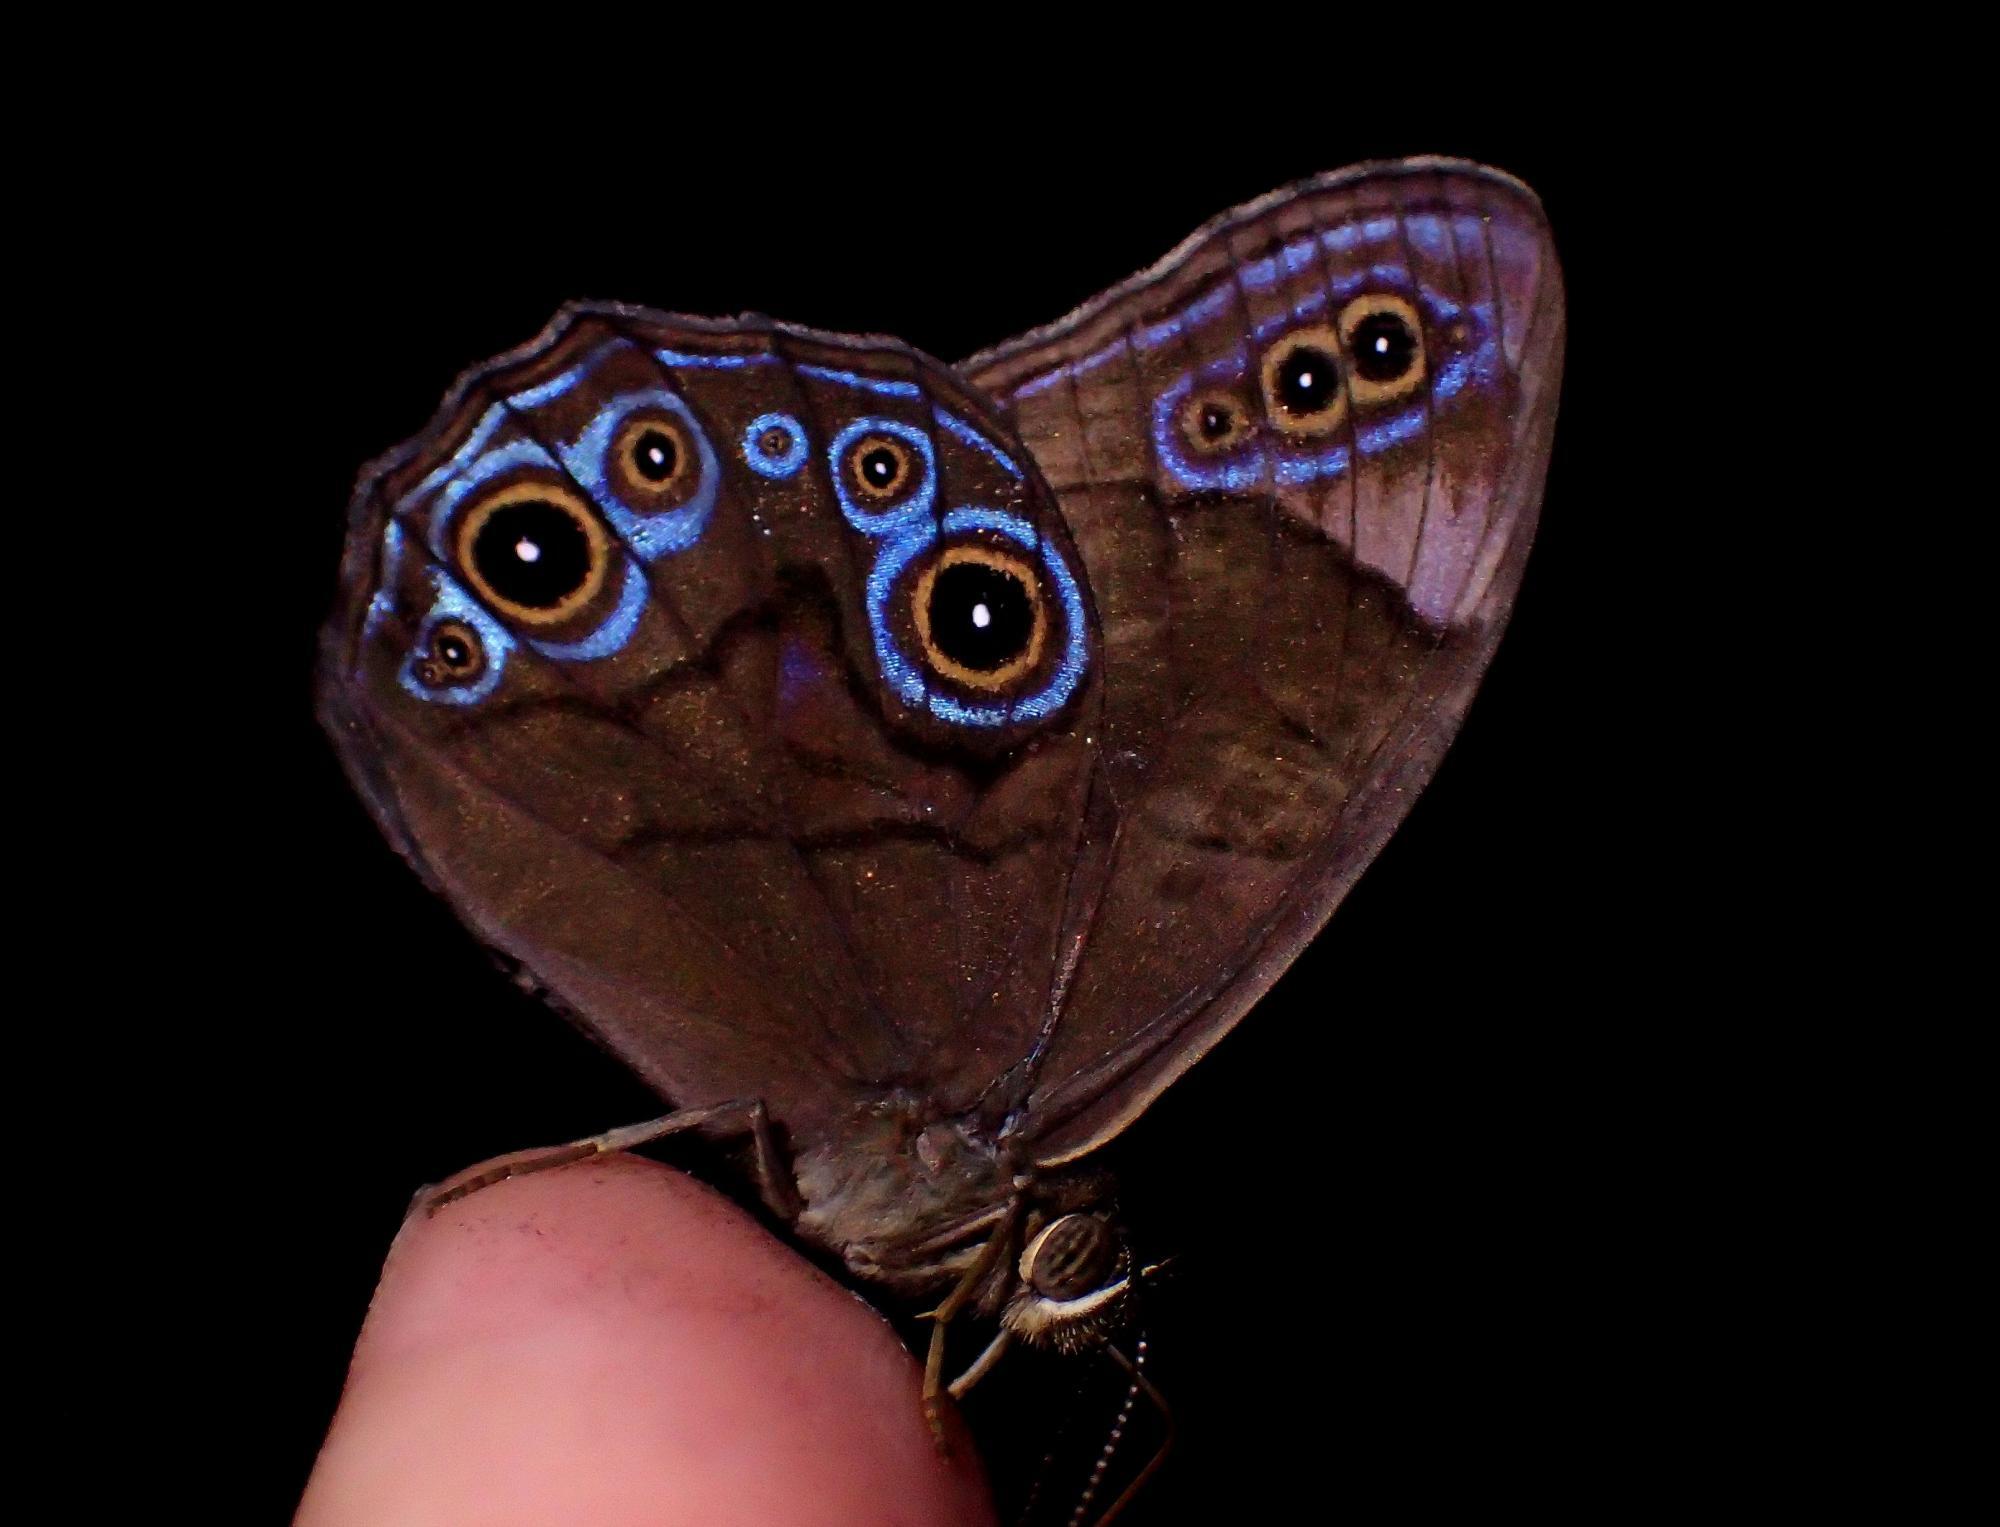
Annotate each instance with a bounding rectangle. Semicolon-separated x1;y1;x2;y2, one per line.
1258;324;1349;437
911;544;1048;692
611;413;694;501
1176;390;1255;457
454;481;611;627
1336;293;1428;407
847;434;917;501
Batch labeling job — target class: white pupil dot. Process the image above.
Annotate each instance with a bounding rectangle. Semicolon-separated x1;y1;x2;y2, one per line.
515;538;541;563
1296;369;1314;387
972;603;992;629
1373;336;1390;354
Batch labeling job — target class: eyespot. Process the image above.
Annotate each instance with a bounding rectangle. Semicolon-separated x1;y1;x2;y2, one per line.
913;545;1047;691
413;618;486;688
847;433;916;501
1175;390;1253;456
455;482;611;626
828;417;936;535
742;412;808;479
610;412;694;502
1020;1214;1117;1301
1337;293;1426;405
1259;325;1348;436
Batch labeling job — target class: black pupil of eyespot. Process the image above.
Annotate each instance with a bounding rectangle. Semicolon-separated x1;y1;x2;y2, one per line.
437;632;472;668
929;561;1034;673
761;428;788;455
861;445;902;490
471;501;593;610
1275;345;1340;415
631;427;678;482
1350;311;1418;382
1198;403;1234;440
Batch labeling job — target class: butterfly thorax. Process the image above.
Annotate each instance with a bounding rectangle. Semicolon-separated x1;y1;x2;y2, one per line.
790;1095;1027;1297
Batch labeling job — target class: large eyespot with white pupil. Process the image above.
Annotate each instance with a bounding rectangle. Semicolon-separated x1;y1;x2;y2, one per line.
1175;389;1254;456
1337;293;1427;406
829;417;936;536
914;545;1046;691
865;507;1089;729
1259;324;1348;436
454;481;612;626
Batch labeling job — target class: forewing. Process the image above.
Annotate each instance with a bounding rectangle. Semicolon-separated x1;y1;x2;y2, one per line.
319;309;1105;1141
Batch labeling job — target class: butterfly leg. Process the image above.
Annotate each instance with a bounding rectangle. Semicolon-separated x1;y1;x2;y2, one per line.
920;1200;1024;1447
421;1098;803;1222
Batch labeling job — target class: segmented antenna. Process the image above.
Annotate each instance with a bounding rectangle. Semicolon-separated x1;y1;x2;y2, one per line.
1067;1335;1148;1526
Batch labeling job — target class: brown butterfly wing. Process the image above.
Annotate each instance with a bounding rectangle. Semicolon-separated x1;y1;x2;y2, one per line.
319;307;1105;1146
958;158;1564;1164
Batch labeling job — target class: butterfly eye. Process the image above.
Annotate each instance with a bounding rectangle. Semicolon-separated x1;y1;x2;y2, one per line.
413;619;486;689
914;545;1047;690
846;433;918;503
1337;294;1427;405
611;413;694;501
455;482;611;626
1021;1214;1117;1301
1259;325;1348;436
1176;390;1253;456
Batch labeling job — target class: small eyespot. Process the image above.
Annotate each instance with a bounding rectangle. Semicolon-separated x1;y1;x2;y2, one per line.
913;546;1046;690
1259;325;1348;436
742;412;808;479
1337;294;1426;405
611;414;693;500
456;483;610;626
1176;390;1253;456
414;619;486;688
847;433;916;502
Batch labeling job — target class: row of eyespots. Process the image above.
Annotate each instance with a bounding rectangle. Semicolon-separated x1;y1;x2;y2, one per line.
390;371;1075;725
1176;292;1429;460
1150;283;1502;495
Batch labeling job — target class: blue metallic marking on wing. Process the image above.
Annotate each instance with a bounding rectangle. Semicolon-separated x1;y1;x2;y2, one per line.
363;520;407;641
797;364;922;397
828;416;937;536
865;530;932;707
931;406;1023;480
861;507;1089;729
397;570;517;706
558;387;720;560
525;559;649;661
1015;368;1070;399
742;412;809;479
655;347;775;370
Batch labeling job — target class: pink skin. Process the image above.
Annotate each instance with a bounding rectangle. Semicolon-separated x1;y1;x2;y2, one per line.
297;1155;996;1526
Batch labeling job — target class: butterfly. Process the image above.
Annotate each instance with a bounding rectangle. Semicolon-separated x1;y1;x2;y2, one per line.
317;155;1562;1465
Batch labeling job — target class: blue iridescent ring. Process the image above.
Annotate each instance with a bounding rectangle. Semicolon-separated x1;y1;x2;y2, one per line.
828;416;937;537
742;412;809;479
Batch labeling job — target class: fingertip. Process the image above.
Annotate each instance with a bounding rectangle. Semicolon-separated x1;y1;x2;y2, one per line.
298;1155;994;1526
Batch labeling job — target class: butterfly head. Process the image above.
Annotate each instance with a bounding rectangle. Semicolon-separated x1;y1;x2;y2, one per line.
1003;1212;1137;1353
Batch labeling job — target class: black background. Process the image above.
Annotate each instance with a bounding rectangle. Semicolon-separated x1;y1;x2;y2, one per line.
167;122;1680;1523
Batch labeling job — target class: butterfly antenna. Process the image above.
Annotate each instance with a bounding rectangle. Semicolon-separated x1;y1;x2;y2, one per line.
1064;1334;1174;1527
